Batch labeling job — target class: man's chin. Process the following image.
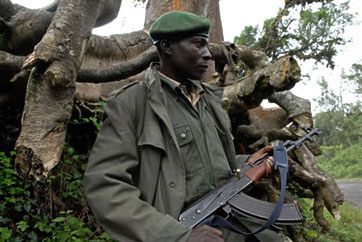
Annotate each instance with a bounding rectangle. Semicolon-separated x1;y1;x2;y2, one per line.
189;72;204;81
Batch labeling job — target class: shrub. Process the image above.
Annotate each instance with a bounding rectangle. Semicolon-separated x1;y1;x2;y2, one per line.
0;149;114;241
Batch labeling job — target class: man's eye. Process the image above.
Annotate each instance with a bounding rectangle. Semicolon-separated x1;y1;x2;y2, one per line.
195;41;205;48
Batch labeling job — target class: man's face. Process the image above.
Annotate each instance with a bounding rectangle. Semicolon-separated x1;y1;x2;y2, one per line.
169;36;211;81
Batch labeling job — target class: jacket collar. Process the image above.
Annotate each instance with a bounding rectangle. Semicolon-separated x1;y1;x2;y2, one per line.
144;63;181;153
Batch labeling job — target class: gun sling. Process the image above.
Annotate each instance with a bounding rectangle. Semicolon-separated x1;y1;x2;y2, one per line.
194;143;297;235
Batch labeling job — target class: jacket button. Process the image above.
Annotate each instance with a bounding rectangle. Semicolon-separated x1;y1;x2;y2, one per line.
180;133;187;139
169;182;176;188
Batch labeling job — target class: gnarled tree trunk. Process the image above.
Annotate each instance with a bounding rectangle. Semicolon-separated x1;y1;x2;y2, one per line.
14;0;122;180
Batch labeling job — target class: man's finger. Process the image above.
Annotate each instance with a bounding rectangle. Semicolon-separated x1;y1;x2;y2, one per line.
197;225;223;237
264;157;274;175
247;145;274;164
259;146;274;154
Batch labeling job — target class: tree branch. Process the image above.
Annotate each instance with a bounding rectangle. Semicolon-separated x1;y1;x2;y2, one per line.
41;0;60;12
78;46;158;83
222;56;301;115
0;50;25;71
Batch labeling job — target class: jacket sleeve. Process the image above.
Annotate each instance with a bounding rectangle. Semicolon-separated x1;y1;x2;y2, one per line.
84;95;191;242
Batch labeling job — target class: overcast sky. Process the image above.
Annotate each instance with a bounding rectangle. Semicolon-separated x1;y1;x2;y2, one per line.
10;0;362;111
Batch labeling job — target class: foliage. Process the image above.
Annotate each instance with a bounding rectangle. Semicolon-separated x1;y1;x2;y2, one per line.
314;79;362;147
317;144;362;179
133;0;147;6
0;110;114;241
233;26;258;48
234;1;355;68
313;61;362;179
300;198;362;242
67;102;104;154
343;62;362;95
313;61;362;143
70;101;104;133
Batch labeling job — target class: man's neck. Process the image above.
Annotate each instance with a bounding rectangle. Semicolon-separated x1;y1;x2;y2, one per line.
163;72;198;95
160;71;204;102
160;69;184;83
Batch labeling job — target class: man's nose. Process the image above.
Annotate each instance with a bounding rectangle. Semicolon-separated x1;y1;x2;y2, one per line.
202;47;212;60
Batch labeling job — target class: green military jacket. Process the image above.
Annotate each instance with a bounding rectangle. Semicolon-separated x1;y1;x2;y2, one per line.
84;63;237;242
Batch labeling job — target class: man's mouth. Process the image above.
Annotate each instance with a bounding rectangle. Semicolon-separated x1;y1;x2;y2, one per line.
198;65;209;71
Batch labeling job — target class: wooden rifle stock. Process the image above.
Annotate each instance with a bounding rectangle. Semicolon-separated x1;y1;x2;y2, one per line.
244;160;273;183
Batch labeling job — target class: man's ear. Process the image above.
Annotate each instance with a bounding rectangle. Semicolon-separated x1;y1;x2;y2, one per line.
159;39;173;56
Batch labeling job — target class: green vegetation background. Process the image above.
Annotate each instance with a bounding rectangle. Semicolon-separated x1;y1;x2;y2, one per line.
1;1;362;241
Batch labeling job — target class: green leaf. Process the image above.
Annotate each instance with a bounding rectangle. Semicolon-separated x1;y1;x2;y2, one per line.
53;217;66;223
16;221;29;232
0;227;12;240
307;229;319;238
27;231;38;241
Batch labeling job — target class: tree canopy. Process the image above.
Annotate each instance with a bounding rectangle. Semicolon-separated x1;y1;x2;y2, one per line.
234;0;355;68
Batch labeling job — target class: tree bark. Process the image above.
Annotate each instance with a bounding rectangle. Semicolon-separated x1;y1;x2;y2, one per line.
83;31;153;70
78;45;158;83
1;41;276;104
223;56;301;115
0;0;121;55
75;73;144;103
15;0;122;180
269;91;313;127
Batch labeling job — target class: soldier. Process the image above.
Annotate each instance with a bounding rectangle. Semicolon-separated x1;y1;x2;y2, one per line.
84;11;281;242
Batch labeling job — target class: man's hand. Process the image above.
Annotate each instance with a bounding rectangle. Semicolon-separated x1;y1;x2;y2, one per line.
187;225;224;242
246;146;274;176
246;146;273;164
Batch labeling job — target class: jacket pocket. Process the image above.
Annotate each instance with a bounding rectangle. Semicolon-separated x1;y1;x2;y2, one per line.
174;125;193;147
174;124;202;174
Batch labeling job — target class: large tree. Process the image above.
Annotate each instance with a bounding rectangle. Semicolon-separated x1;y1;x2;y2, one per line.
0;0;350;240
0;0;299;179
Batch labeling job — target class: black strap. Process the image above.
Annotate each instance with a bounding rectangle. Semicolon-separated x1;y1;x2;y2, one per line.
199;215;245;234
201;142;288;235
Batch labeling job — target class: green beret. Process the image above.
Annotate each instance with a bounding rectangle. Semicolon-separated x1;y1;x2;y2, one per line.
149;11;210;43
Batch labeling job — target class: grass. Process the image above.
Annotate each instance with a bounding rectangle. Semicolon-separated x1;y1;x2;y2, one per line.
317;144;362;180
337;178;362;182
301;198;362;242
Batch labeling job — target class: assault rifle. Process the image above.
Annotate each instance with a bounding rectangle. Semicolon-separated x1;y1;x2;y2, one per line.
179;125;320;233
